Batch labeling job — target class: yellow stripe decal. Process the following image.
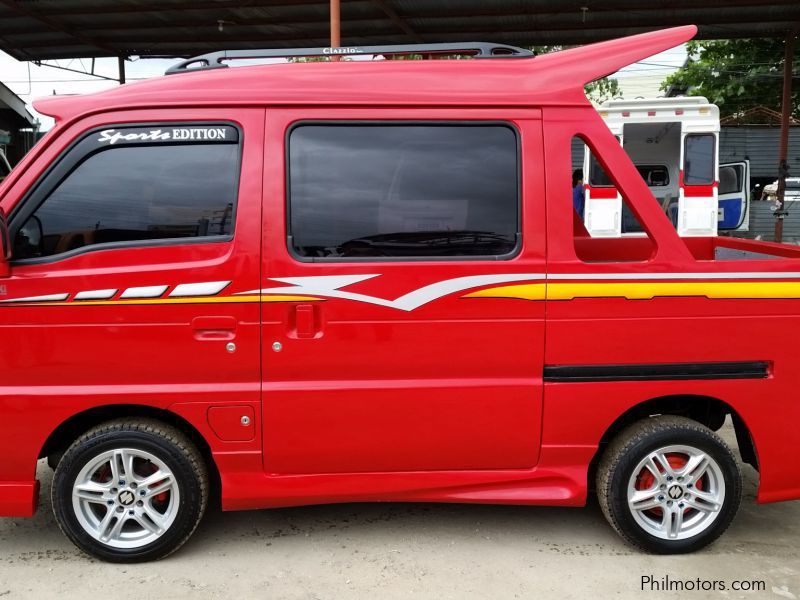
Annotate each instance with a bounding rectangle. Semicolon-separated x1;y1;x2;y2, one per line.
464;283;547;301
5;294;322;307
465;281;800;301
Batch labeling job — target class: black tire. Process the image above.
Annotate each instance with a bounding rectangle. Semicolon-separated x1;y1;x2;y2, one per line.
596;415;742;554
52;418;208;562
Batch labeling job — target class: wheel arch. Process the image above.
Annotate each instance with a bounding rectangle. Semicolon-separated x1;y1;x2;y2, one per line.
39;404;222;508
588;394;758;492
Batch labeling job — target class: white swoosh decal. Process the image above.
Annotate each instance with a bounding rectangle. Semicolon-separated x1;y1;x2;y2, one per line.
241;273;545;311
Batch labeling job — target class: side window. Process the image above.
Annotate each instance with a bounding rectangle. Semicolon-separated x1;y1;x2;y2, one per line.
13;125;240;262
683;134;715;185
588;153;613;187
288;124;519;259
718;164;742;195
636;165;670;187
572;135;655;262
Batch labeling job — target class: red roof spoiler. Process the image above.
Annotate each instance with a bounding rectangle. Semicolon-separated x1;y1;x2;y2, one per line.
32;26;697;122
532;25;697;86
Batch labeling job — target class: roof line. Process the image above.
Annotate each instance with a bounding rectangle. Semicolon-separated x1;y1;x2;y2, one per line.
0;82;36;126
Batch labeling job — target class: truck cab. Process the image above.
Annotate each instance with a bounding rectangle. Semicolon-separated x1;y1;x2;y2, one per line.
0;26;798;563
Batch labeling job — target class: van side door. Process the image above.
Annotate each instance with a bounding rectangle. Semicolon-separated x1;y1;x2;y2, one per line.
0;109;264;477
261;108;546;474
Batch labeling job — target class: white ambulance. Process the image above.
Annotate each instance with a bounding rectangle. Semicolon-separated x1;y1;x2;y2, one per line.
582;97;750;237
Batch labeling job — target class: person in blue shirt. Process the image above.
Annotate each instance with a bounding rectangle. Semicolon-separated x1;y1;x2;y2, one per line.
572;169;584;219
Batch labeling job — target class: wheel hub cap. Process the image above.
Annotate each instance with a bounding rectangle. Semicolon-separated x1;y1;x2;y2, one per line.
71;448;180;549
667;484;684;500
117;490;135;506
627;444;726;541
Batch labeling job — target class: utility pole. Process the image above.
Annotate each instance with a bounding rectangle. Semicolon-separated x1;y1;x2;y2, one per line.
117;56;126;84
774;30;797;243
330;0;341;60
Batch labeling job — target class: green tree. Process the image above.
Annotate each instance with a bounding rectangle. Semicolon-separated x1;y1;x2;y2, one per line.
585;77;622;104
661;38;799;119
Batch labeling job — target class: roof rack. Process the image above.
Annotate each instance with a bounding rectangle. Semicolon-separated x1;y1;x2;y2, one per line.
165;42;533;75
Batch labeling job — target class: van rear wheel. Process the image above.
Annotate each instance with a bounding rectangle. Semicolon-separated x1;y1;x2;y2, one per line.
596;415;742;554
52;418;208;562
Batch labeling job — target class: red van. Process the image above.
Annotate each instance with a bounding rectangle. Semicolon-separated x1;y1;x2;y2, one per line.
1;26;798;562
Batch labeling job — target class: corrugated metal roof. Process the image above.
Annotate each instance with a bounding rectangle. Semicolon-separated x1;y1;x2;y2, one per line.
0;1;798;60
720;126;800;179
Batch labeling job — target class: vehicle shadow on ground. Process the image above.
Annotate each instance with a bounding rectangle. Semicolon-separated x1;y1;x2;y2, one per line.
181;459;795;559
1;456;797;564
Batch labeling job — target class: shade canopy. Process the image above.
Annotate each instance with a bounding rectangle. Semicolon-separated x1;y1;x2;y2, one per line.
0;0;798;61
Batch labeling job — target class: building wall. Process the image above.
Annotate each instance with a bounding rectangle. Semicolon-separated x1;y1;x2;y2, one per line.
719;126;800;181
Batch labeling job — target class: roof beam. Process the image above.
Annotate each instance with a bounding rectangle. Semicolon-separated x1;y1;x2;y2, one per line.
5;4;799;37
0;0;119;57
17;20;791;51
34;0;800;18
369;0;423;42
38;0;330;17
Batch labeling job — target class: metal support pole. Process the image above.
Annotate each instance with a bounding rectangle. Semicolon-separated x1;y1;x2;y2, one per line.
774;31;796;243
117;56;126;84
330;0;341;60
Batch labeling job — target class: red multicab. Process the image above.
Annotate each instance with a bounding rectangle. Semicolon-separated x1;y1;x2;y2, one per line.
0;26;798;539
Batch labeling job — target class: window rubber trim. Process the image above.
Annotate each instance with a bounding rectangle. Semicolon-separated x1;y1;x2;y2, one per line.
284;119;523;263
8;121;243;266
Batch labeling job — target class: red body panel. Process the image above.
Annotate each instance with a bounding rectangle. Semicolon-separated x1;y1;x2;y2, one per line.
1;25;799;518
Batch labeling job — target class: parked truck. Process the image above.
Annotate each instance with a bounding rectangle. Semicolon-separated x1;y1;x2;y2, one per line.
0;25;798;563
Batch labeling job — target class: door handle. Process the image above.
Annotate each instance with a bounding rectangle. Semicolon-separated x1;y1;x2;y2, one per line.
191;315;237;341
290;303;322;339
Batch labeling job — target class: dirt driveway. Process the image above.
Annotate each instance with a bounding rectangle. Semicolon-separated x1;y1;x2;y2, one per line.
1;440;798;599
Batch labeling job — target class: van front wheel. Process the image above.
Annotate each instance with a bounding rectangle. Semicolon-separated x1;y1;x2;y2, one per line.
596;415;742;554
52;418;208;562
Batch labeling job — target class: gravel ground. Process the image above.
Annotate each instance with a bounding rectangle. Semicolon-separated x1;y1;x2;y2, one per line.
0;424;798;600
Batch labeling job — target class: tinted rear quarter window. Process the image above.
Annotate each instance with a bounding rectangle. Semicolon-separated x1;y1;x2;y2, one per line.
288;124;519;259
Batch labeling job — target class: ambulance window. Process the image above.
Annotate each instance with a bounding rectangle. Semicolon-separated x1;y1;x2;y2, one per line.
718;164;742;195
684;134;715;185
572;135;656;262
288;124;519;260
13;130;239;262
588;153;613;187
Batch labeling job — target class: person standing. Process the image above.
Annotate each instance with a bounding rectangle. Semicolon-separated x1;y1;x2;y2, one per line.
572;169;585;218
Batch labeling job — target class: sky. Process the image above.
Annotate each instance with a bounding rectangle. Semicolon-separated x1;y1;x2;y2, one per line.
0;46;687;131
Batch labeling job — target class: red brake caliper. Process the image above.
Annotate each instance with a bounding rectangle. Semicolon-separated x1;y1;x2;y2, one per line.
142;461;170;504
635;454;703;516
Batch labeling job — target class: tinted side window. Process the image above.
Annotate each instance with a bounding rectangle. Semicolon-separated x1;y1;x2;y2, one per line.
718;164;742;195
684;134;715;185
16;141;238;261
588;153;613;187
288;124;519;259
